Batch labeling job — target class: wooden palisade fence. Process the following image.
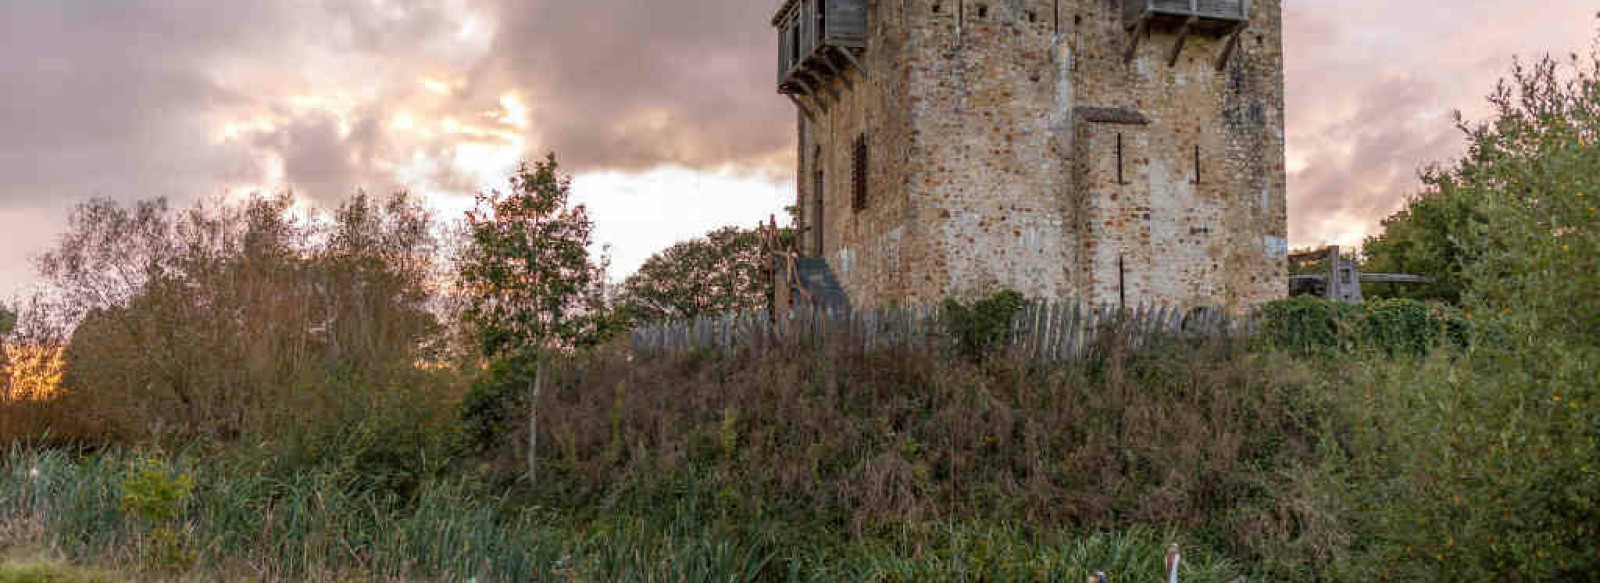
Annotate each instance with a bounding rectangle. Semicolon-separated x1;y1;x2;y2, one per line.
631;301;1244;362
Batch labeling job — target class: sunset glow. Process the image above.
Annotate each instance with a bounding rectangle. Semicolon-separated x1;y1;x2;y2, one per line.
1;0;1597;300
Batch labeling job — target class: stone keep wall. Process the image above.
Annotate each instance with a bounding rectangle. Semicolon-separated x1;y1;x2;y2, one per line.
792;0;1287;312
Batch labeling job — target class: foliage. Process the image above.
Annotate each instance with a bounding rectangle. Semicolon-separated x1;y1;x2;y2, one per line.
521;327;1328;572
118;460;193;525
0;306;14;337
1258;295;1364;355
620;226;776;325
457;355;540;456
2;447;1244;582
1314;344;1599;580
457;154;616;359
1313;48;1600;580
46;193;444;447
1359;186;1483;303
1447;55;1600;341
118;460;195;572
1259;296;1465;356
0;560;116;583
940;290;1027;361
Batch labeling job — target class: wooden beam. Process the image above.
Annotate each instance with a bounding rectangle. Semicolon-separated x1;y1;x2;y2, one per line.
802;69;840;102
786;94;817;121
1215;24;1245;72
813;55;851;91
835;46;869;80
792;75;822;107
1167;16;1197;67
1123;17;1147;63
1359;274;1435;285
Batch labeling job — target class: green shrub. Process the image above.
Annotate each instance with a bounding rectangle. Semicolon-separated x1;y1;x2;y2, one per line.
0;560;116;583
458;353;540;456
1260;296;1466;356
1258;296;1363;355
941;290;1027;362
118;460;195;572
1320;343;1600;580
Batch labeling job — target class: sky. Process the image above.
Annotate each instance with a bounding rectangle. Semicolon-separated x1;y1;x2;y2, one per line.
0;0;1595;298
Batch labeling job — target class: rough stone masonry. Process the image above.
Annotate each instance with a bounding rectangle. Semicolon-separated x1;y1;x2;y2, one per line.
775;0;1288;313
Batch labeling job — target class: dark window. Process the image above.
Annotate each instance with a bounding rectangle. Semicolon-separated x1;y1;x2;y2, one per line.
817;0;827;38
932;3;941;14
852;135;869;211
1193;144;1202;184
976;4;988;19
1116;133;1126;185
813;168;826;256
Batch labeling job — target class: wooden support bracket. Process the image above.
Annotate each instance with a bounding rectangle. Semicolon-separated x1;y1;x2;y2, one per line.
792;76;825;110
1215;24;1246;71
1124;17;1148;63
786;93;817;121
814;55;851;91
1167;16;1197;67
805;70;840;102
835;47;869;80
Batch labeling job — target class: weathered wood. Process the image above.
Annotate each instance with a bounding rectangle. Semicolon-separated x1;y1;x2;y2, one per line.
631;301;1236;362
1167;16;1198;67
1215;24;1244;71
1124;18;1148;63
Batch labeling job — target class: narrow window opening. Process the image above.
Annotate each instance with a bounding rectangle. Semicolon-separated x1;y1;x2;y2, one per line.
817;0;828;39
975;4;988;19
1115;133;1126;185
852;135;870;212
1192;144;1202;184
932;3;942;14
1117;254;1127;310
813;169;826;256
1027;10;1037;23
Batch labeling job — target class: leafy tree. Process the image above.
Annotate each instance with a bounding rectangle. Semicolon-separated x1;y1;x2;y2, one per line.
455;154;617;481
52;192;444;450
1360;179;1485;303
457;154;615;358
0;305;14;337
1337;51;1600;579
620;226;773;325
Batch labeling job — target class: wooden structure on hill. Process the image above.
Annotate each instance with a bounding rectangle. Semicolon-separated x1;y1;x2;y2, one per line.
1288;246;1432;303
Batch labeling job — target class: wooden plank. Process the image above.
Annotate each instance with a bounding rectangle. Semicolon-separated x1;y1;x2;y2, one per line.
1167;16;1197;67
1124;18;1148;63
1215;24;1244;71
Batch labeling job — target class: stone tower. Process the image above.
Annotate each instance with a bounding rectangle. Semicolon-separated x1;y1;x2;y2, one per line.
774;0;1288;312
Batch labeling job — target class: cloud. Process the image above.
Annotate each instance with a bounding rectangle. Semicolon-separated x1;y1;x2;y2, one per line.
476;0;793;173
1282;0;1596;247
2;0;1599;296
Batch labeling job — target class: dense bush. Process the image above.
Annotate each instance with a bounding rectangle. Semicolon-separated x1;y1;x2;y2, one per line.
941;290;1028;361
1259;296;1466;356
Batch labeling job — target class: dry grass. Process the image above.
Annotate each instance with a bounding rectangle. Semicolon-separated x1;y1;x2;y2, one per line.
493;324;1335;565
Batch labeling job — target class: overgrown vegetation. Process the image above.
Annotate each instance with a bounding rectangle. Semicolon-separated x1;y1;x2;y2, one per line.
1258;295;1468;356
940;290;1027;362
4;44;1600;581
620;226;778;325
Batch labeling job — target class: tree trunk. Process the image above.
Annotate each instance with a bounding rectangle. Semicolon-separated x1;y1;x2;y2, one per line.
527;359;542;484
